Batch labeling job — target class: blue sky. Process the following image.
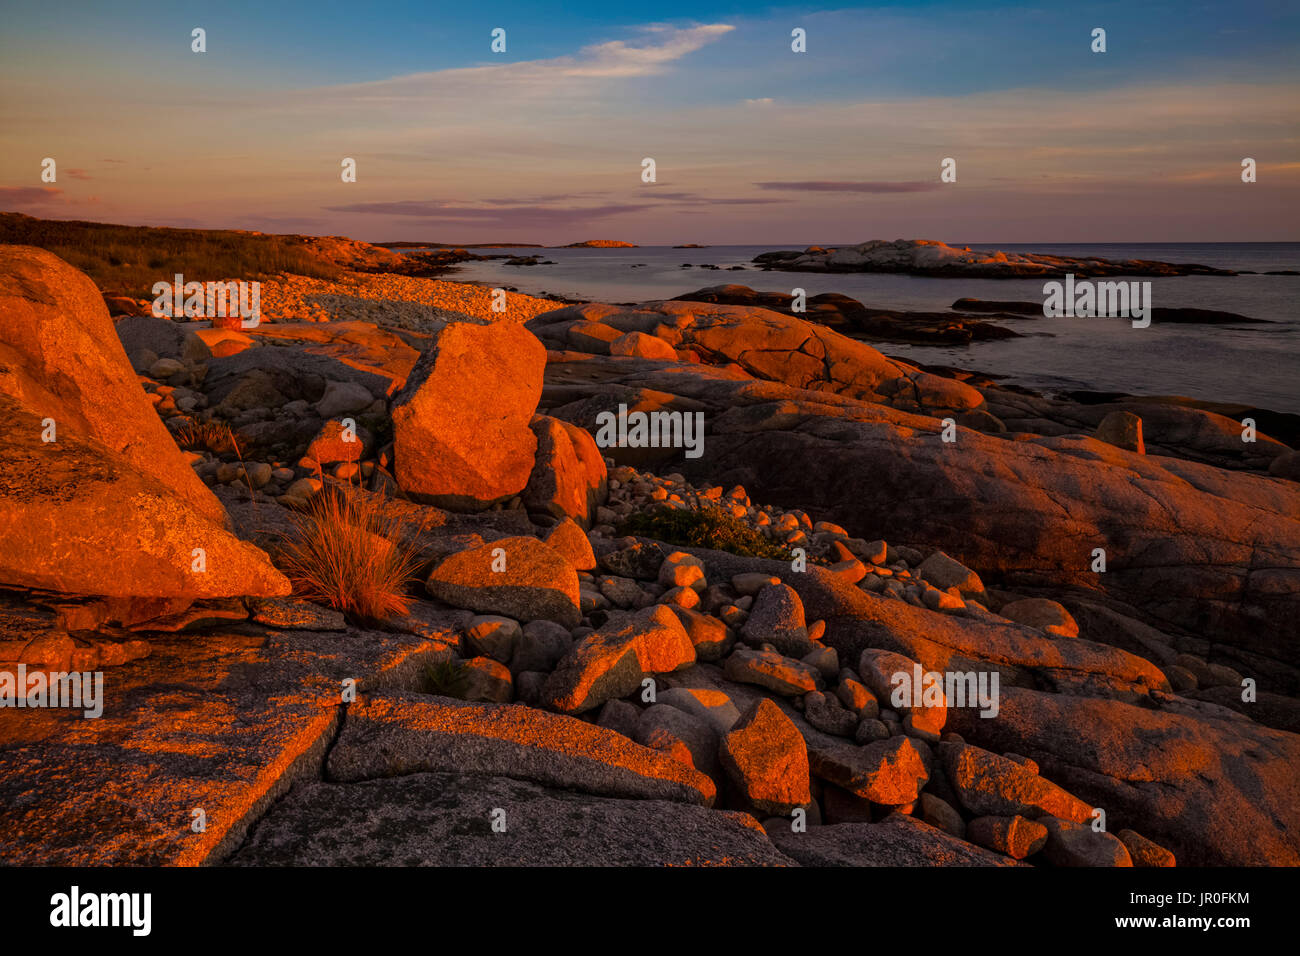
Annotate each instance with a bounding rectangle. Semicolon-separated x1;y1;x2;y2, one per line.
2;1;1297;242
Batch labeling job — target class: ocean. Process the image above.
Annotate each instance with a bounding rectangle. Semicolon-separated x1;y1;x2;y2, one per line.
427;243;1300;415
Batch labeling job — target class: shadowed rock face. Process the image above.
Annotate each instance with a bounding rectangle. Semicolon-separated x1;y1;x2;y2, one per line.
769;814;1022;866
228;773;789;866
0;244;289;599
690;411;1300;674
947;687;1300;866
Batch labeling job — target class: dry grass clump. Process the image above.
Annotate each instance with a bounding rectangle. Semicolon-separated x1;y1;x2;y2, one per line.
174;419;240;456
276;487;423;625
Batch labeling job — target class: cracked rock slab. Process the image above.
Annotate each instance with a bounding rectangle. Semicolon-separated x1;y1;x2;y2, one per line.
327;692;716;806
228;772;792;866
0;619;461;866
769;814;1024;866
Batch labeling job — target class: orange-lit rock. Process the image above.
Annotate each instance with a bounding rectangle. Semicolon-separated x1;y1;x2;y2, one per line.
391;321;544;508
719;698;811;815
940;741;1092;823
328;692;715;806
426;535;580;627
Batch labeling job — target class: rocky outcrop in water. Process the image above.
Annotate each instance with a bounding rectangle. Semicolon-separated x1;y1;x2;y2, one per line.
755;239;1237;278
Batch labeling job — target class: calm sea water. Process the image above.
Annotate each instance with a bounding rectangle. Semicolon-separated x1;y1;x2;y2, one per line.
431;243;1300;414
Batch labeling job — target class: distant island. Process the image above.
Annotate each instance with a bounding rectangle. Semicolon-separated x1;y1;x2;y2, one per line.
377;241;545;249
755;239;1237;278
558;240;638;248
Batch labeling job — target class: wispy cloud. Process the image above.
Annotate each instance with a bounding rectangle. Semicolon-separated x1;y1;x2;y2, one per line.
297;23;735;107
755;181;941;193
0;185;64;208
324;199;652;228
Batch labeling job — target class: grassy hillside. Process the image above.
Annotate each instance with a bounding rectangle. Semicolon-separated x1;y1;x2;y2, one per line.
0;213;384;298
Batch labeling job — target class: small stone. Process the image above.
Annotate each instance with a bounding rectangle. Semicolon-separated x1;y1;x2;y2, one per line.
918;793;966;838
635;704;719;777
855;718;890;744
916;550;985;600
458;657;514;703
666;606;732;663
802;645;839;682
731;572;780;596
1095;410;1145;454
596;699;641;739
149;357;184;379
835;677;879;718
1117;829;1177;867
967;815;1048;859
741;583;811;657
803;691;858;737
541;518;596;571
658;551;706;591
723;645;821;696
247;597;346;631
999;598;1079;637
316;380;375;419
463;615;522;664
658;686;741;736
509;619;573;675
661;585;700;609
1041;817;1133;867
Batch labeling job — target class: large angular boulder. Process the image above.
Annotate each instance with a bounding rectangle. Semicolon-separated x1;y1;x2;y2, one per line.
391;321;545;509
939;741;1092;823
425;536;580;627
0;246;288;599
521;415;608;527
719;698;810;815
0;246;224;522
541;605;694;713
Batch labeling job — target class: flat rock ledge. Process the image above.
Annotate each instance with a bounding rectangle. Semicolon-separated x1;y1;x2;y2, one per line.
229;772;790;867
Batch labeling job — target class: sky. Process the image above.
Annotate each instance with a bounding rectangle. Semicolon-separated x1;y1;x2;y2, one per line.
1;1;1297;244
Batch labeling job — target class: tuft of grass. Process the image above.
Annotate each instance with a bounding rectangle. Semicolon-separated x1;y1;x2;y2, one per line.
618;505;794;561
276;487;423;626
423;658;469;698
174;419;240;456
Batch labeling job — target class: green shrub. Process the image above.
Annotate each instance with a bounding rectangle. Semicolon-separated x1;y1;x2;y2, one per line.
618;505;794;561
424;658;469;698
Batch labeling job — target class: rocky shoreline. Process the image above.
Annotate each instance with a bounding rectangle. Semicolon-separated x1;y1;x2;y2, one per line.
755;239;1239;278
2;241;1297;867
